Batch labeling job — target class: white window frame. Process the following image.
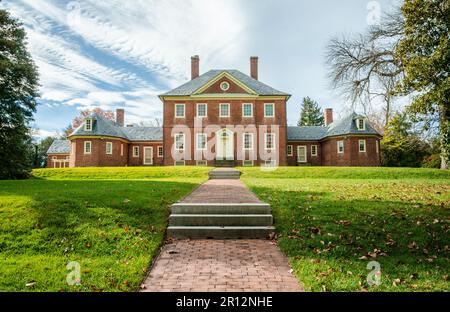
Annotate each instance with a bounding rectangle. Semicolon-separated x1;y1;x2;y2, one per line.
84;141;92;154
287;145;293;156
175;133;185;151
106;142;113;155
311;145;318;156
196;103;207;118
243;133;254;150
220;81;230;91
359;139;366;153
264;103;275;118
357;118;366;130
219;103;230;117
174;160;185;166
175;103;185;118
264;133;275;150
84;118;92;131
297;145;307;163
157;146;163;157
242;103;253;118
133;146;139;157
196;160;208;166
337;141;344;154
196;133;207;151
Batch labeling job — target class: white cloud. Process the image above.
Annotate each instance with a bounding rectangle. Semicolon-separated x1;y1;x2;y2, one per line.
32;129;59;139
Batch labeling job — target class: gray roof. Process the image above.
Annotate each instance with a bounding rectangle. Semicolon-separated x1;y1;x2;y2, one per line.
162;70;289;96
47;140;71;154
287;113;382;141
69;114;163;141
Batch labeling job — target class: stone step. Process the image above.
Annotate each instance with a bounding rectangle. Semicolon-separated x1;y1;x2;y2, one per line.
209;173;241;179
167;226;275;239
171;203;271;215
169;214;273;226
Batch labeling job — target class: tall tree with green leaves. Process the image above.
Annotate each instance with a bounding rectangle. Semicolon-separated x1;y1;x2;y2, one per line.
396;0;450;169
0;9;39;179
298;97;324;126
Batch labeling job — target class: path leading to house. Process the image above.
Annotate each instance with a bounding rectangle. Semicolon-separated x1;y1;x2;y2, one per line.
141;168;303;292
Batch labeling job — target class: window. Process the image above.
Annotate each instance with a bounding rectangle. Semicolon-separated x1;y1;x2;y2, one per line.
196;133;207;150
174;160;185;166
243;160;254;166
197;103;207;118
359;139;366;152
84;141;92;154
84;118;92;131
196;160;208;166
220;81;230;91
287;145;293;156
106;142;113;155
357;118;365;130
157;146;163;157
175;104;185;118
263;160;276;166
264;103;275;117
175;133;185;151
52;156;57;160
337;141;344;154
242;103;253;117
311;145;318;156
133;146;139;157
265;133;275;150
219;103;230;117
243;133;253;150
120;144;124;156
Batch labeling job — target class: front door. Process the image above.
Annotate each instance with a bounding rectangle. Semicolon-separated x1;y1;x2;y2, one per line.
143;147;153;165
216;130;234;160
297;145;307;163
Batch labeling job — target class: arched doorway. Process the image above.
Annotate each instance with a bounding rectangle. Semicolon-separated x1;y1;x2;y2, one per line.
216;129;234;160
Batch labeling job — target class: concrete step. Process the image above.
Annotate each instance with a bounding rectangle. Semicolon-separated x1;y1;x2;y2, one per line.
167;226;275;239
171;203;271;215
209;173;241;179
169;214;273;226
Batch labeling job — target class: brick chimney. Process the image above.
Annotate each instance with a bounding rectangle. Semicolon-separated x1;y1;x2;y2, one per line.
191;55;200;80
250;56;258;80
116;108;124;127
324;108;333;126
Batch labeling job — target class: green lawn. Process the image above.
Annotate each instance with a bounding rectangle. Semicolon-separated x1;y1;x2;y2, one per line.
240;167;450;292
0;167;209;291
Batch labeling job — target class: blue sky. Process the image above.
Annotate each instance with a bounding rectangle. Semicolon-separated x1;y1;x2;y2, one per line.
2;0;397;138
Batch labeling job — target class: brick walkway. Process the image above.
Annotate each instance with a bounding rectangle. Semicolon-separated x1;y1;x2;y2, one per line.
181;179;262;204
141;239;303;292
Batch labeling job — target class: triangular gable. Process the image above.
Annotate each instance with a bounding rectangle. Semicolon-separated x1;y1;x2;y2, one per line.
193;71;257;95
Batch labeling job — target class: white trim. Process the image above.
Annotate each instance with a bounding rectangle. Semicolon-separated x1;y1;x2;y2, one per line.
242;103;253;117
264;103;275;118
311;145;318;156
84;141;92;154
264;133;275;150
337;141;344;154
143;147;153;165
287;145;293;156
243;133;254;150
359;139;366;152
106;142;113;155
157;146;163;157
196;103;207;118
356;118;366;130
133;146;139;157
174;160;185;166
297;145;307;163
220;81;230;91
196;133;207;150
175;103;185;118
84;118;92;131
219;103;230;117
175;133;185;151
196;160;208;166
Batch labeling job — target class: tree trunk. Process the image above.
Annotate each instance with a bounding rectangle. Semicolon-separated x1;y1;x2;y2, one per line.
440;104;450;170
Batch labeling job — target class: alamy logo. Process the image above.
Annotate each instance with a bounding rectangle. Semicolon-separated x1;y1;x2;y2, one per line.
366;261;381;286
66;261;81;286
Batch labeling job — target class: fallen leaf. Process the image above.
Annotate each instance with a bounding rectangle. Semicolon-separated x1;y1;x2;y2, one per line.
123;199;131;203
26;282;36;288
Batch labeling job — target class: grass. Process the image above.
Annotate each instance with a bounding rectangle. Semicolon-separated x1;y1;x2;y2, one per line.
240;166;450;292
0;167;209;292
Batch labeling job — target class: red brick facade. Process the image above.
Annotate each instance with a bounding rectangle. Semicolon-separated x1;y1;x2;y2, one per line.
47;154;70;168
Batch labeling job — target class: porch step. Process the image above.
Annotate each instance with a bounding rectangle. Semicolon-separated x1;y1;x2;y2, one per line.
167;226;275;239
209;168;241;179
169;214;273;226
171;203;271;214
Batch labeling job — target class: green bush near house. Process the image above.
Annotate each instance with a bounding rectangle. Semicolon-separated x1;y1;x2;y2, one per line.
0;167;209;291
240;166;450;292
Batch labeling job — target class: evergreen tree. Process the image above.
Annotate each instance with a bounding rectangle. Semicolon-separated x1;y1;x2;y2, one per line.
0;10;39;179
298;97;324;126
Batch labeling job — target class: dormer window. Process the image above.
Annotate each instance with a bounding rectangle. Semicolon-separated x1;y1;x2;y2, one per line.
85;118;92;131
356;118;365;130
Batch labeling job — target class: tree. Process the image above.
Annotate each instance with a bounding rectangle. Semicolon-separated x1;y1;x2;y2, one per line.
298;97;324;126
31;136;56;168
65;108;115;136
0;10;39;179
395;0;450;169
381;112;430;167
